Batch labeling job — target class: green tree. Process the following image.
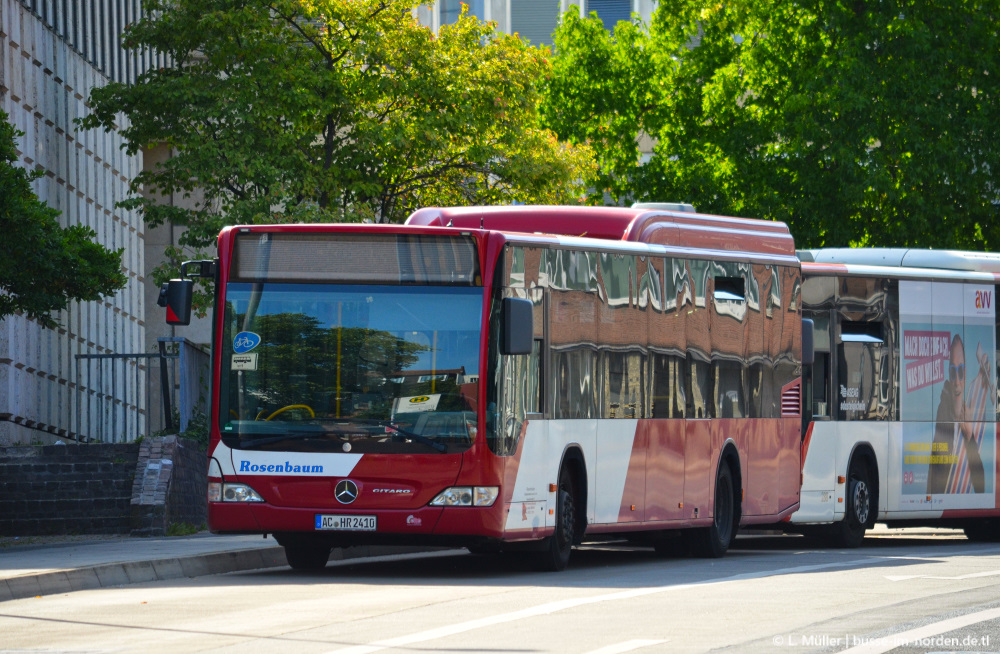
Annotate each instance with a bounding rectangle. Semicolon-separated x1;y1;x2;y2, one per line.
81;0;595;283
541;13;658;208
0;109;126;328
543;2;1000;249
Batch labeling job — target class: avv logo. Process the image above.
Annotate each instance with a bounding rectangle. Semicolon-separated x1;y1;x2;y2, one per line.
976;289;993;310
233;332;261;353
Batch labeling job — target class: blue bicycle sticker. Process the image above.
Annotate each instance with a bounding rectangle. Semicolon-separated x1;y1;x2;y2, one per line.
233;332;261;354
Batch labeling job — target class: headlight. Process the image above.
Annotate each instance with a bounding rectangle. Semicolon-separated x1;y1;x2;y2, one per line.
208;482;265;503
430;486;499;507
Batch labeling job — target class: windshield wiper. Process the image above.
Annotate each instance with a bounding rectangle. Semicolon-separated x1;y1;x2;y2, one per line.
316;418;448;453
238;428;333;449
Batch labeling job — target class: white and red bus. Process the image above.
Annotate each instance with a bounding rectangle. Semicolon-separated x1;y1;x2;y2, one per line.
160;205;807;570
792;248;1000;545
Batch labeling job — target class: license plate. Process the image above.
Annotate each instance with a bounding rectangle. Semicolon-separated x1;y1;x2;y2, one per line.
315;514;377;531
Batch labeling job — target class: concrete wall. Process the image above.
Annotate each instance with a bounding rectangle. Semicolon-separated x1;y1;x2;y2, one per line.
0;0;147;444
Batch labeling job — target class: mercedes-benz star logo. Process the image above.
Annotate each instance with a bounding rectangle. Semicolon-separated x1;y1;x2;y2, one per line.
335;479;359;505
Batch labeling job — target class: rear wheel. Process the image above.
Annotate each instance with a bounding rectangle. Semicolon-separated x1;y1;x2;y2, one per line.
535;466;576;572
828;457;873;548
691;463;737;558
283;542;331;570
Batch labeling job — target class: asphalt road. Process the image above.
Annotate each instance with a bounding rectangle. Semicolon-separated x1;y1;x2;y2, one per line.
1;529;999;654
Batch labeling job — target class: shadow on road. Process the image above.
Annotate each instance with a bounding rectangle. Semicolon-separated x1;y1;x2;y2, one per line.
209;528;997;591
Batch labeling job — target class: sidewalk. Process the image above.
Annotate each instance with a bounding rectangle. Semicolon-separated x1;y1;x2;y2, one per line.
0;533;431;602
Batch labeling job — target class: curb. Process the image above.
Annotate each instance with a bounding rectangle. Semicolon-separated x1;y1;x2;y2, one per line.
0;546;286;602
0;544;443;602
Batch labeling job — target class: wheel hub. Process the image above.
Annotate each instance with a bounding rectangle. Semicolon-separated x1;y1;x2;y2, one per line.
853;480;870;525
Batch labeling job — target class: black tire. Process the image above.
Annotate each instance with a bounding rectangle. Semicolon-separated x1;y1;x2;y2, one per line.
828;457;873;548
535;466;576;572
691;463;737;558
284;543;331;570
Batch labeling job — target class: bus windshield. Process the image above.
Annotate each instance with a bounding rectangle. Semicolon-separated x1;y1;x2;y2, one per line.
219;283;483;454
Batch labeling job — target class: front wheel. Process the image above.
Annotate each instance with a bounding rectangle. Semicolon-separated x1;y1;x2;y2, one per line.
283;542;331;570
534;467;576;572
691;463;737;558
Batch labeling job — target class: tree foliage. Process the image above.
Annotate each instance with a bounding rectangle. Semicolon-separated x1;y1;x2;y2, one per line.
542;1;1000;249
82;0;595;269
0;109;126;328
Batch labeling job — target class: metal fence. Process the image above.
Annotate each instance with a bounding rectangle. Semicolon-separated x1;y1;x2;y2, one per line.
74;338;209;443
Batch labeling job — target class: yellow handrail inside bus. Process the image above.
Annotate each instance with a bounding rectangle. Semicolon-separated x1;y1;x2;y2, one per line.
264;404;316;421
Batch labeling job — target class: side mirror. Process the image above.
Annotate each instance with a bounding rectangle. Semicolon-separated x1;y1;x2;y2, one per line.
158;279;194;326
801;318;815;366
502;297;533;355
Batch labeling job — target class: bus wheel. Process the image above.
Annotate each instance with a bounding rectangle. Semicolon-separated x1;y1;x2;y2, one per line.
692;463;737;558
535;467;576;572
829;458;872;548
283;542;331;570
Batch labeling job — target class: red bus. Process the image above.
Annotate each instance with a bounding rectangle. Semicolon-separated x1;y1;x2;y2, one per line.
159;205;807;570
791;249;1000;545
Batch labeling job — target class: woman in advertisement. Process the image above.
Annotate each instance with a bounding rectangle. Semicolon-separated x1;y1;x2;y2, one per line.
927;334;986;495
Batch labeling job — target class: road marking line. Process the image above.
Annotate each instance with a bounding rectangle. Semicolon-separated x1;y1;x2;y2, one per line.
584;639;668;654
886;570;1000;582
324;558;885;654
838;606;1000;654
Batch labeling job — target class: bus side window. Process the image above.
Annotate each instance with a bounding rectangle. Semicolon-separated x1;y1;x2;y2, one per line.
812;352;831;417
495;338;541;455
837;321;887;421
651;353;685;419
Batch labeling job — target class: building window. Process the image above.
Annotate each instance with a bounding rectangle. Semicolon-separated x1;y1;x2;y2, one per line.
441;0;486;25
587;0;632;31
511;0;559;46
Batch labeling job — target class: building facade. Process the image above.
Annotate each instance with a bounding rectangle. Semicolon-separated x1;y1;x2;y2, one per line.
0;0;156;444
418;0;658;45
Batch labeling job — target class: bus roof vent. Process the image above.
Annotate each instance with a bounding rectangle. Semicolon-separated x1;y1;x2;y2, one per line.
630;202;696;213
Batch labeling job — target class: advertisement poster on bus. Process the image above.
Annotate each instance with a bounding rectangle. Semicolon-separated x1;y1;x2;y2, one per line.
899;281;996;510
